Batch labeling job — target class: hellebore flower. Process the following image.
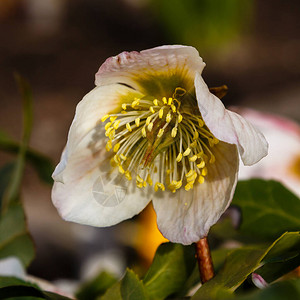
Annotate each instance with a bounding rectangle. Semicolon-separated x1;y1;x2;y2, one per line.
52;45;268;245
234;107;300;196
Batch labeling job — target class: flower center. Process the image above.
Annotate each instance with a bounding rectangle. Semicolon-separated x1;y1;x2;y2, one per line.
100;87;219;193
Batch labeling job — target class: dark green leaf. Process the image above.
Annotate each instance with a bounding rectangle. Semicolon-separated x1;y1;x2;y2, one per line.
121;270;149;300
0;277;73;300
232;180;300;240
142;243;195;299
76;271;117;300
100;281;122;300
0;203;35;267
2;74;33;210
235;279;300;300
192;232;300;300
101;270;149;300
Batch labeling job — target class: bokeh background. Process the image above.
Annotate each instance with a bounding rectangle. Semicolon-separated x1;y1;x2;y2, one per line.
0;0;299;288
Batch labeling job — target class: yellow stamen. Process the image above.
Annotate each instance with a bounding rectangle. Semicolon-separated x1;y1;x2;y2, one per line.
126;123;132;132
159;108;164;119
171;127;177;138
150;106;155;114
183;148;191;156
135;118;140;127
158;128;164;138
113;143;120;152
176;153;183;162
166;112;172;123
153;99;158;106
101;114;110;122
189;155;198;162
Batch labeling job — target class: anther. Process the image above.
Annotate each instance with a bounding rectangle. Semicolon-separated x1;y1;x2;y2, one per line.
122;103;127;110
171;127;177;138
135;118;140;127
157;128;164;138
147;122;153;132
176;153;183;162
159;108;164;119
153;99;158;106
166;112;172;123
126;123;132;132
101;114;110;122
149;106;155;114
183;148;191;156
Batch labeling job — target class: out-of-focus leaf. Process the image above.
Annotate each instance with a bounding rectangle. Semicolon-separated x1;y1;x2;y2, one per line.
232;180;300;241
0;276;73;300
0;163;15;208
76;271;117;300
149;0;254;55
192;232;300;300
0;130;54;185
235;279;300;300
2;74;33;210
0;75;35;267
0;203;35;267
101;270;149;300
142;243;195;299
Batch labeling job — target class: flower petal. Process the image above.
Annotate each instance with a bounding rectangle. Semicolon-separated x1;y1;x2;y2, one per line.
52;83;144;182
95;45;205;96
52;125;152;227
152;141;239;245
234;107;300;196
195;73;268;166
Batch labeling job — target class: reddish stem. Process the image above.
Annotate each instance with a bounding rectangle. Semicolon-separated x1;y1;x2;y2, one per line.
195;237;214;283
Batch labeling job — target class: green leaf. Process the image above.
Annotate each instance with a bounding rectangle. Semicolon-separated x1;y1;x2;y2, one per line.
142;243;195;299
235;279;300;300
101;270;149;300
2;74;33;210
0;130;54;185
232;179;300;240
0;276;73;300
0;203;35;267
100;281;122;300
191;232;300;300
76;271;117;300
0;75;35;267
121;270;149;300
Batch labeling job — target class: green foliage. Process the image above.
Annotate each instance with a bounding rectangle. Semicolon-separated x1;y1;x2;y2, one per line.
143;243;195;299
101;269;149;300
0;75;35;267
76;271;117;300
235;279;300;300
0;276;73;300
149;0;254;55
232;179;300;240
192;232;300;300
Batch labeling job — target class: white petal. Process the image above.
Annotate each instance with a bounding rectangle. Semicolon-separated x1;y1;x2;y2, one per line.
195;73;268;166
95;45;205;95
235;107;300;196
152;142;239;245
52;125;152;227
52;83;144;182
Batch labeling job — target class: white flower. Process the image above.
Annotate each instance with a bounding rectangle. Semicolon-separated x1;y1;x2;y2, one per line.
52;45;268;245
234;107;300;197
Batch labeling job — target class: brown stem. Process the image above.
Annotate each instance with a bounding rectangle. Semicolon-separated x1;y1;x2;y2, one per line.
195;237;214;283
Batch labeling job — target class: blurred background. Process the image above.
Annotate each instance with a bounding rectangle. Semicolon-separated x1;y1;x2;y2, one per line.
0;0;299;289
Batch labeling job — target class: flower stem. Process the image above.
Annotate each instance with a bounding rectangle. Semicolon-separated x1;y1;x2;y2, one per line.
195;237;214;283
